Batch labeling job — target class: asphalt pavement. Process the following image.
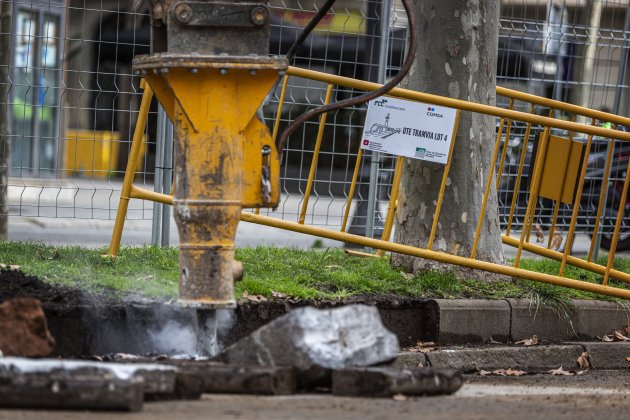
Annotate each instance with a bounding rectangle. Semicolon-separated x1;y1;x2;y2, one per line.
1;371;628;419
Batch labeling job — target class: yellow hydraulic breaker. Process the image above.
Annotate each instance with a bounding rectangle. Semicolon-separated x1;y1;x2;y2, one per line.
134;0;287;308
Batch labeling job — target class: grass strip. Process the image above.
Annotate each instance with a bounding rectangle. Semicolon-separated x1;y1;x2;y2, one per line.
0;242;628;307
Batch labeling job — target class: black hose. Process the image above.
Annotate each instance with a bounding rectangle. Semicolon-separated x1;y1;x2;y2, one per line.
285;0;337;62
276;0;417;155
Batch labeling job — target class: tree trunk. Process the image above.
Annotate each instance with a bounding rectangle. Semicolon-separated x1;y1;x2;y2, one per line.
391;0;504;278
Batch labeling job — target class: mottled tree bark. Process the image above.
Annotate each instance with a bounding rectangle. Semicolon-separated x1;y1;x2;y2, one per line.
392;0;504;278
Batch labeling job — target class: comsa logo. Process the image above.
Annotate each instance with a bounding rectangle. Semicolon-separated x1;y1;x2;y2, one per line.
427;106;444;118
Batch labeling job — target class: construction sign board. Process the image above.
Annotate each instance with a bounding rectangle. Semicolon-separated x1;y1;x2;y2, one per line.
361;97;457;164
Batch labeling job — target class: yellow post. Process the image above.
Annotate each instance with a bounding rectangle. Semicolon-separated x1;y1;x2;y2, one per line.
299;84;334;224
107;82;153;257
375;156;404;257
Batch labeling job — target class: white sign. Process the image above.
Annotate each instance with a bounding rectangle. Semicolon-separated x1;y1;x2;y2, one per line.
361;97;457;164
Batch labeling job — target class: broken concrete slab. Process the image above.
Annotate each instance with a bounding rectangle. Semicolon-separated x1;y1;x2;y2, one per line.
332;367;463;397
0;359;145;411
176;363;296;395
577;342;630;369
0;358;178;399
432;299;511;344
0;298;55;357
427;345;584;372
219;305;399;386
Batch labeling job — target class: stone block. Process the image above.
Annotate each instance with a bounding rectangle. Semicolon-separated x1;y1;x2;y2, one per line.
427;345;584;371
507;299;579;342
332;367;463;397
433;299;511;344
219;305;399;386
578;342;630;369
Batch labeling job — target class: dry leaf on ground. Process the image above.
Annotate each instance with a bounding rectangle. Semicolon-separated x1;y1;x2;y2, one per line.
598;335;614;342
548;366;574;376
392;394;408;401
577;351;590;369
271;291;287;299
576;369;588;375
488;337;503;345
515;335;540;346
406;341;437;353
481;368;527;376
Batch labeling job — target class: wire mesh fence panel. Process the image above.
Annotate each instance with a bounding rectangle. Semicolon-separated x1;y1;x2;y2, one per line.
1;0;629;250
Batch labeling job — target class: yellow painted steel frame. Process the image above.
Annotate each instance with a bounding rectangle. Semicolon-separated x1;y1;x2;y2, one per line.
109;67;630;301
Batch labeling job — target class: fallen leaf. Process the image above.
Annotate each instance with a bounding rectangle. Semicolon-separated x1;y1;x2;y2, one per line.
620;326;630;337
613;330;630;342
534;224;545;243
550;233;564;251
515;335;540;346
488;337;503;345
487;368;527;376
271;291;287;299
392;394;408;401
479;370;493;376
577;351;590;369
417;361;424;368
598;335;614;342
576;369;588;375
504;368;527;376
548;366;574;376
405;341;437;353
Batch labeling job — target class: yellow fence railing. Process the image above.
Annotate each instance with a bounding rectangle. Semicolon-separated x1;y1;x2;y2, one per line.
109;66;630;301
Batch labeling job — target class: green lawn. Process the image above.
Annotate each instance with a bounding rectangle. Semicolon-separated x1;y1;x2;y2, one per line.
0;242;628;308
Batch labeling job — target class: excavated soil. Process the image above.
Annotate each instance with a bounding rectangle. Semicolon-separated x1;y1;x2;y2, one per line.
0;269;438;356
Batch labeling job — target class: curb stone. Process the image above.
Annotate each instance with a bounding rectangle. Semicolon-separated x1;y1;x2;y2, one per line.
394;342;630;371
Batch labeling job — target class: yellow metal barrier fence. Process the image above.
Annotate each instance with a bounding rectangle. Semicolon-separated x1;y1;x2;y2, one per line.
109;67;630;301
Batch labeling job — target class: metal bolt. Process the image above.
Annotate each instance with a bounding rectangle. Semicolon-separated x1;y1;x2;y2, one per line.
174;3;193;24
189;68;199;74
261;145;272;155
250;6;269;26
220;68;228;75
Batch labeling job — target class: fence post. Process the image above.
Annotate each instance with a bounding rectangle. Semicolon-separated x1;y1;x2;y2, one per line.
366;0;392;241
592;2;630;261
160;115;173;247
151;104;166;245
0;2;12;240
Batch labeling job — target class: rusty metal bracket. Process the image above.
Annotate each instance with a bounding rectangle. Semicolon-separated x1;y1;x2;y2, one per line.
170;1;269;28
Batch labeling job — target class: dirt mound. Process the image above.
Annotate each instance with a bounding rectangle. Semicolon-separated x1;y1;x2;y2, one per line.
0;269;100;310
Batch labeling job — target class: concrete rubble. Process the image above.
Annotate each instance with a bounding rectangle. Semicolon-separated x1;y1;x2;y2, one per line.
219;304;400;385
333;367;464;397
0;358;179;411
0;298;55;357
